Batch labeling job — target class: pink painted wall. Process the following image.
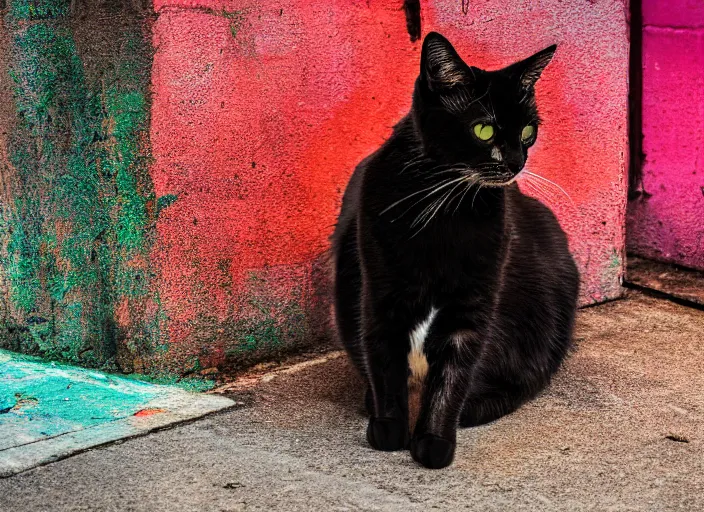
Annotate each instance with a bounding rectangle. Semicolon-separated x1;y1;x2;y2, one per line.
148;0;629;371
627;0;704;270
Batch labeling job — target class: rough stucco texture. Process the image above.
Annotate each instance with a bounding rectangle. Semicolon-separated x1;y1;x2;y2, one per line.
151;0;629;368
627;0;704;270
1;0;629;374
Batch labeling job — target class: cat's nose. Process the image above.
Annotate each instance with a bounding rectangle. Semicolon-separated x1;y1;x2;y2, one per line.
504;152;525;175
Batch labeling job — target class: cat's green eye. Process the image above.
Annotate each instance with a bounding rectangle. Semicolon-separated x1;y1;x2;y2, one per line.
521;125;536;144
473;123;495;142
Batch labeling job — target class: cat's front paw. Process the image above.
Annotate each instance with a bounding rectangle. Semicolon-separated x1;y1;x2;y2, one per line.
410;434;456;469
366;417;409;451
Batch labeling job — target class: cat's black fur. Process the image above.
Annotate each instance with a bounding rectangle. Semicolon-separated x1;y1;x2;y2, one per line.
332;32;579;469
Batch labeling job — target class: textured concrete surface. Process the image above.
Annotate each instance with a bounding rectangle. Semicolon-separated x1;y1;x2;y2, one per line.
627;0;704;270
627;255;704;306
0;292;702;511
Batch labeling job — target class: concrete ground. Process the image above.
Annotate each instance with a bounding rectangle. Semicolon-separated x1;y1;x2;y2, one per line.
0;291;702;511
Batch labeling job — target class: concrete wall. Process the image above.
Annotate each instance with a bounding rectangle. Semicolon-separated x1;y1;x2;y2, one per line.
0;0;629;375
627;0;704;270
0;0;161;371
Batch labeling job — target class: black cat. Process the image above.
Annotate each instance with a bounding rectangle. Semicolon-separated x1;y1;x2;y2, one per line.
331;32;579;469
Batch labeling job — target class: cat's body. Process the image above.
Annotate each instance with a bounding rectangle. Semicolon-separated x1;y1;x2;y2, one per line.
332;33;579;469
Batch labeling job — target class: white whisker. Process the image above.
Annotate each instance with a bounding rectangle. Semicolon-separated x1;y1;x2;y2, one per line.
380;176;460;215
521;178;555;207
453;180;475;214
471;182;485;209
399;155;432;174
522;171;574;206
449;176;478;214
411;184;456;227
388;175;471;224
437;179;467;214
410;189;455;237
411;172;481;231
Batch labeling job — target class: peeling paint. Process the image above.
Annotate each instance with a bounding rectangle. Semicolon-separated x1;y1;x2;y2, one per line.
0;0;164;369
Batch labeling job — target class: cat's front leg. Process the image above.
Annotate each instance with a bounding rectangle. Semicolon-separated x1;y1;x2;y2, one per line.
411;330;478;469
361;297;412;452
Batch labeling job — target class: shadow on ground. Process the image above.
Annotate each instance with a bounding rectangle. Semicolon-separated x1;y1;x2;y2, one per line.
0;291;702;511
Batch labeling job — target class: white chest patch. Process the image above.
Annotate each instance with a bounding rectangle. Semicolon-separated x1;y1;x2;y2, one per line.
408;307;438;384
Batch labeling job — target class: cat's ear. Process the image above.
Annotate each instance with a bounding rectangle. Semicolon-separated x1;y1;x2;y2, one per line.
420;32;473;92
516;45;557;88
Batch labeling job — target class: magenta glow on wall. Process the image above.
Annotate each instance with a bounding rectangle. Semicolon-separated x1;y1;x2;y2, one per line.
627;0;704;270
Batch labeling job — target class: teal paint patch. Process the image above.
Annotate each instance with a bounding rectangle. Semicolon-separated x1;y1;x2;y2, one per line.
214;267;311;369
0;350;159;447
609;250;621;269
156;194;178;214
4;13;106;364
0;348;234;476
8;0;69;20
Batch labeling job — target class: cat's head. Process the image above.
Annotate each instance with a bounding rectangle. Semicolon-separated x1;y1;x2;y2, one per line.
413;32;556;185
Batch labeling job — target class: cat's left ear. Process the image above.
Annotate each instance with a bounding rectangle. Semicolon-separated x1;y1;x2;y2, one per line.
516;44;557;88
420;32;474;92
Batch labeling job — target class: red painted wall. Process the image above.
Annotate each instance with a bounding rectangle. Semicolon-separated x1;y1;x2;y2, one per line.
149;0;629;371
627;0;704;270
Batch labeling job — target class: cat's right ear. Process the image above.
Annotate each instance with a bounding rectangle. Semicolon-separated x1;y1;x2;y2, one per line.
420;32;473;92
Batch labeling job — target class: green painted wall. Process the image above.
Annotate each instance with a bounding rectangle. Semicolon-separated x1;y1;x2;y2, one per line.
0;0;162;370
0;2;330;376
